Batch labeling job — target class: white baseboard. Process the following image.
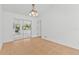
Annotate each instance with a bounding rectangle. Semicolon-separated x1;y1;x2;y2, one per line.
3;35;39;43
0;35;40;50
42;36;79;50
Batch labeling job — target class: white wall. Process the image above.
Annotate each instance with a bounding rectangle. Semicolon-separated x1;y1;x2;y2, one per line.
3;11;40;42
0;5;3;49
0;5;2;42
42;5;79;49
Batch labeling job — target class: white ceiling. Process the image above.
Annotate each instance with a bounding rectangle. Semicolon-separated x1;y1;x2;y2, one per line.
2;4;79;16
2;4;52;15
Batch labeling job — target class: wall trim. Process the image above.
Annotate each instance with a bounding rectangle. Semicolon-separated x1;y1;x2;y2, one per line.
42;36;79;50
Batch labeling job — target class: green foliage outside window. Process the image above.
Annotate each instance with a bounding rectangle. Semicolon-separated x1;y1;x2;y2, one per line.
15;24;20;33
14;23;31;33
22;24;31;30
